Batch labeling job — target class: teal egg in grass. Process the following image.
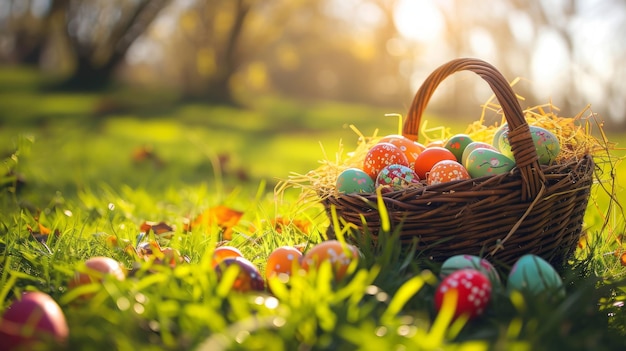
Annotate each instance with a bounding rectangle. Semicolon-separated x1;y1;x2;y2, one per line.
465;148;515;178
507;254;565;296
336;168;375;194
440;254;502;287
498;125;560;165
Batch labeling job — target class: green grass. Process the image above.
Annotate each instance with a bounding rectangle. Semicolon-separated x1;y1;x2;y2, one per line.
1;67;626;350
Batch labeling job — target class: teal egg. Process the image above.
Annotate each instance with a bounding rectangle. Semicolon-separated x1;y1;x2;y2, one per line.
444;134;473;163
498;125;560;165
507;254;564;296
336;168;375;194
461;142;497;167
440;254;501;287
492;123;508;151
375;164;420;191
466;148;515;178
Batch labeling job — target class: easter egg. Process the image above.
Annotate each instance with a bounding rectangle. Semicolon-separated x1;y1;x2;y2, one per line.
465;148;515;178
434;269;492;320
461;142;497;167
70;256;126;289
413;147;457;180
498;125;560;165
363;143;409;180
302;240;360;281
507;254;564;296
212;246;244;267
375;164;421;192
444;134;473;163
379;135;425;164
215;257;265;292
492;123;508;150
0;292;69;350
427;160;470;185
336;168;375;194
440;255;501;287
265;246;303;280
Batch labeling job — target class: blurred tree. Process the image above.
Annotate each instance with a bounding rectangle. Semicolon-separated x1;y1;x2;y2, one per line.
0;0;170;91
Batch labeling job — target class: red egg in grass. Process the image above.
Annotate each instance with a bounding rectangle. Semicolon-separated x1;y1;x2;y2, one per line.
427;160;471;185
434;269;492;321
215;257;266;292
363;143;409;180
69;256;126;289
265;246;303;280
413;146;457;180
0;291;69;350
302;240;360;281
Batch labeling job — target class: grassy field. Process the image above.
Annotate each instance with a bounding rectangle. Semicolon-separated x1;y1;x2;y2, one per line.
1;66;626;350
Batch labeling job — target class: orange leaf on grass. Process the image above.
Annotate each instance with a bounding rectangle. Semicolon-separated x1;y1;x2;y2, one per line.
621;252;626;267
184;205;244;240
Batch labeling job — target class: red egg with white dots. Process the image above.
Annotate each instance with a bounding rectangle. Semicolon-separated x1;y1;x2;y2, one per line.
427;160;471;185
363;143;409;180
378;135;425;165
265;246;303;280
434;269;492;320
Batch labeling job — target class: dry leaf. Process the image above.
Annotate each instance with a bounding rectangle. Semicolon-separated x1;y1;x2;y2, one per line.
184;205;244;240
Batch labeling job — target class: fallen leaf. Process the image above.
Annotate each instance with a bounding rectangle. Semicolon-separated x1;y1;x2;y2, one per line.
621;252;626;267
184;205;244;240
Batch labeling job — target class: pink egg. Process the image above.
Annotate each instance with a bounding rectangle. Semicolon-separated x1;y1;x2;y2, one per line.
0;292;69;350
427;160;471;185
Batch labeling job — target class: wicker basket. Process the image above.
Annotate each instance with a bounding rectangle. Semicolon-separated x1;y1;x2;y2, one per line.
323;58;594;267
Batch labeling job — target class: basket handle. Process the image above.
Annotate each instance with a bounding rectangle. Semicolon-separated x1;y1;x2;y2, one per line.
402;58;545;201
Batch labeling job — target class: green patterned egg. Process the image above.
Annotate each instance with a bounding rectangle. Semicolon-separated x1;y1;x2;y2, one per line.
440;254;502;287
466;148;515;178
498;125;560;165
444;134;473;163
336;168;375;194
507;254;564;296
461;141;497;167
492;123;508;151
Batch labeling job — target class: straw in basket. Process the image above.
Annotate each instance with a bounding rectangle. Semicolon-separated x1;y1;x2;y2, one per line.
322;58;594;268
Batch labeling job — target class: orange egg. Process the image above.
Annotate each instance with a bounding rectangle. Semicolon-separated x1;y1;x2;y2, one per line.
363;143;409;179
427;160;471;185
69;256;126;291
265;246;303;280
302;240;360;281
414;147;457;180
212;246;244;267
378;135;425;164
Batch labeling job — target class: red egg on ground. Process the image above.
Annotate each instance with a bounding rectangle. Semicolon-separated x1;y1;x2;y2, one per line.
427;160;471;185
302;240;360;281
363;143;409;180
265;246;303;280
0;291;69;350
434;269;492;320
414;147;457;180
